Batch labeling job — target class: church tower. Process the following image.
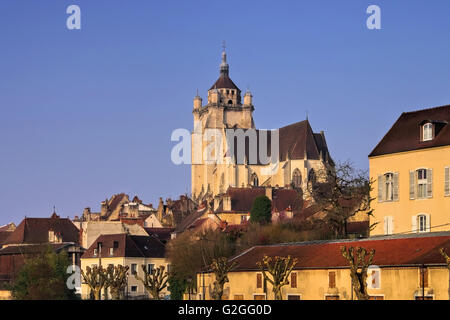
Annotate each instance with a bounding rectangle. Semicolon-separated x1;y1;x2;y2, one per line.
191;47;255;201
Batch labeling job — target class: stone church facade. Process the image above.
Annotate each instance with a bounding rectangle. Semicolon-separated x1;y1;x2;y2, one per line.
191;49;334;202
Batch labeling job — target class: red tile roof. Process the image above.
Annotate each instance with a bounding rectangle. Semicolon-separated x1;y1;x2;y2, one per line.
3;215;80;245
226;232;450;271
81;233;165;259
369;104;450;157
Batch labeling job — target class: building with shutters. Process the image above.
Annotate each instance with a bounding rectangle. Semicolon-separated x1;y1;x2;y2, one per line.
196;232;450;300
369;105;450;236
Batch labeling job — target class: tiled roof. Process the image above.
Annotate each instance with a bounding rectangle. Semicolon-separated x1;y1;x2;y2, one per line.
3;215;80;245
81;233;165;259
144;227;175;243
0;243;73;255
218;187;303;214
226;232;450;271
369;104;450;157
225;120;333;164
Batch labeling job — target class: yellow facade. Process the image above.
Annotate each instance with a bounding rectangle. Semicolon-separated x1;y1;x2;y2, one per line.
369;145;450;236
197;266;449;300
80;256;169;299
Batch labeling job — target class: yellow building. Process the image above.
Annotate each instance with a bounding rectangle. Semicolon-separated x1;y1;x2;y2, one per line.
197;232;450;300
80;233;169;299
369;105;450;236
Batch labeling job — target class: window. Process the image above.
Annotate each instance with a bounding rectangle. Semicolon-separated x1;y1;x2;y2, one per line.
415;296;433;300
325;295;339;300
378;172;399;202
256;273;262;288
290;272;297;288
328;271;336;289
234;295;244;300
253;294;265;300
109;248;114;256
113;241;119;249
418;215;427;233
369;296;384;300
251;173;259;187
131;264;137;275
417;169;427;198
410;169;433;199
228;100;233;105
292;169;302;189
147;264;155;274
308;169;316;184
422;123;433;141
367;268;380;289
131;286;137;292
384;216;394;235
241;215;248;223
93;249;98;256
413;214;430;233
384;173;394;201
287;295;301;300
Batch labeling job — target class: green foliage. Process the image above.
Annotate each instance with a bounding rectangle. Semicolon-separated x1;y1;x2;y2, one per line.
250;195;272;224
167;272;187;300
11;246;77;300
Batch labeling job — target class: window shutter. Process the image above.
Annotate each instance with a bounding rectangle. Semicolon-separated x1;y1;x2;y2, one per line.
391;216;394;235
445;167;450;196
427;169;433;198
329;272;336;288
412;215;417;233
409;171;415;199
393;173;399;201
426;214;431;233
378;174;383;202
291;272;297;288
256;273;262;288
383;216;387;235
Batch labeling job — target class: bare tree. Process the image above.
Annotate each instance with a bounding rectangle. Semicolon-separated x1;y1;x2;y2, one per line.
210;257;236;300
440;248;450;300
105;265;129;300
256;255;298;300
81;265;108;300
135;265;168;300
308;161;376;238
341;246;375;300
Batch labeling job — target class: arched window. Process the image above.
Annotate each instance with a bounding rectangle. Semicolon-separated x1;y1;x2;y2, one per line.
292;169;302;188
251;173;259;187
228;100;233;105
422;123;433;141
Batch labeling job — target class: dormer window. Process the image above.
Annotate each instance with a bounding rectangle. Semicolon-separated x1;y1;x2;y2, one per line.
422;123;433;141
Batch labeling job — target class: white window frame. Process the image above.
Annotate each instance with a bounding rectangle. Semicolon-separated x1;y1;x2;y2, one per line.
384;173;394;201
418;214;427;233
422;123;433;141
416;169;428;199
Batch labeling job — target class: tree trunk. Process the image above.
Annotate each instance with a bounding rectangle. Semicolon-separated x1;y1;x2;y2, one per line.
93;289;101;300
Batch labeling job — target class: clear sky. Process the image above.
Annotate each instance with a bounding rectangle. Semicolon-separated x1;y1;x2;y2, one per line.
1;1;449;225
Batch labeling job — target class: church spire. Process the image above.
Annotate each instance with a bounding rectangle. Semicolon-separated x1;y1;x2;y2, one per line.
220;41;229;77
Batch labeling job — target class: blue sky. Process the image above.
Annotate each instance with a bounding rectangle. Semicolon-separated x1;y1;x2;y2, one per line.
1;1;449;225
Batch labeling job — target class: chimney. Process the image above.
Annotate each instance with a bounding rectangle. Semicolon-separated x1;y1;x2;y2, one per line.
223;195;232;211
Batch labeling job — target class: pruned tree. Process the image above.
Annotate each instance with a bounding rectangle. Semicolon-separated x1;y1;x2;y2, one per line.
135;265;168;300
439;248;450;300
256;255;298;300
81;265;108;300
210;257;237;300
105;264;129;300
308;161;376;238
341;246;375;300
